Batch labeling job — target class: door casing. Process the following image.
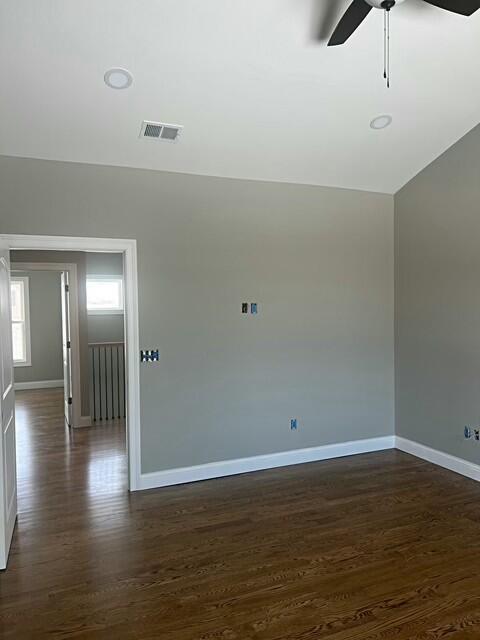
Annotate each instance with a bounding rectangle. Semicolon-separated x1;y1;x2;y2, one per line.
0;235;141;494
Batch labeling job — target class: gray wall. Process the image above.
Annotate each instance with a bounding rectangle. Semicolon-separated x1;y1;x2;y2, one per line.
395;123;480;464
86;252;124;344
0;156;394;474
11;270;63;384
10;250;90;417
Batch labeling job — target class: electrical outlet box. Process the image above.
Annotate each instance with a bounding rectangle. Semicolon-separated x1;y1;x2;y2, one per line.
475;429;480;442
290;418;298;431
242;303;248;314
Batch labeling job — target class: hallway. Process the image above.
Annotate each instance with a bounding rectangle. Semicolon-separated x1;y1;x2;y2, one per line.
15;389;127;508
3;389;129;638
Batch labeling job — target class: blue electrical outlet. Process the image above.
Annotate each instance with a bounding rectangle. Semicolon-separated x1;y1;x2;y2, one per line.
251;303;258;315
290;418;298;431
465;426;472;439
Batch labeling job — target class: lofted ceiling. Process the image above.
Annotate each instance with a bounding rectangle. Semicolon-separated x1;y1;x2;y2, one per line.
0;0;479;194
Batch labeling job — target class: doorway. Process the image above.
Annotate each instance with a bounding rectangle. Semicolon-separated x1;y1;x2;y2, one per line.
10;261;82;429
0;235;140;570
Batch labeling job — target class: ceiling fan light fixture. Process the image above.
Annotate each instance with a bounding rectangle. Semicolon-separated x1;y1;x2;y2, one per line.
366;0;406;8
370;114;393;130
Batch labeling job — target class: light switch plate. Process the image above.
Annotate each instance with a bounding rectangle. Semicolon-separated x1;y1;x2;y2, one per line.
140;349;160;363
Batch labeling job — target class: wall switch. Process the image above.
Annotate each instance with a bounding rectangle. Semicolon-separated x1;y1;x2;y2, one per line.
290;418;298;431
242;303;249;314
140;349;160;363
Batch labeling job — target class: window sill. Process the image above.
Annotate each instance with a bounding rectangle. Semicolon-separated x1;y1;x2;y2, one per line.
87;309;124;316
14;360;32;368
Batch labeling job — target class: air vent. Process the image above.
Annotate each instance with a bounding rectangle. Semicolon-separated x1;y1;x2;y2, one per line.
139;121;183;142
144;123;162;138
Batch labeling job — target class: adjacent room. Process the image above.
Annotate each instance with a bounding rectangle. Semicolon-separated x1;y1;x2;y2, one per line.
0;1;479;638
10;250;128;541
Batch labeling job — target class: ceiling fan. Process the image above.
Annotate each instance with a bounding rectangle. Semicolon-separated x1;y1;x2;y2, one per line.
325;0;479;86
328;1;479;46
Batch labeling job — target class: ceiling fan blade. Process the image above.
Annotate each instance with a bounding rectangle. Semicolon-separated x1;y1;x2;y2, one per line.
327;0;373;46
421;0;479;15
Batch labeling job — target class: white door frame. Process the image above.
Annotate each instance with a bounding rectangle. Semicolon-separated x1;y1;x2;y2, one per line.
0;235;141;492
11;262;82;430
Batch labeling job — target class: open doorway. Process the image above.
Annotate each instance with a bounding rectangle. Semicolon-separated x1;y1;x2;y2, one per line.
10;259;82;429
11;252;127;429
0;235;140;570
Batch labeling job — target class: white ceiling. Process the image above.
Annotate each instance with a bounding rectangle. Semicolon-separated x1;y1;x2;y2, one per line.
0;0;479;194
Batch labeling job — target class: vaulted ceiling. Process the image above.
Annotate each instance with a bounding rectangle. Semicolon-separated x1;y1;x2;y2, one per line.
0;1;479;193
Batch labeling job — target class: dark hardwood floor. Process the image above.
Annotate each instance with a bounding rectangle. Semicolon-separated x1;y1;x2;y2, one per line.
2;389;480;638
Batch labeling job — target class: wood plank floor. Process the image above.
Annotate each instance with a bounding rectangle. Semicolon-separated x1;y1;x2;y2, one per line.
2;390;480;639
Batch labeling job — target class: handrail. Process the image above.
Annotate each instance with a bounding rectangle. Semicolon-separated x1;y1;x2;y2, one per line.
88;341;124;347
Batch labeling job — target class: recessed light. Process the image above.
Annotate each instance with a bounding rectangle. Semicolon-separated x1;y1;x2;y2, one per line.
104;68;133;90
370;115;392;130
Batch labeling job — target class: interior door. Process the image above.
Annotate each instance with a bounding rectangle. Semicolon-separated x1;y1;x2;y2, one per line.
61;272;73;428
0;243;17;569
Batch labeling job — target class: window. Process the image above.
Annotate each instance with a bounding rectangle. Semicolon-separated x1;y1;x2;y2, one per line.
87;276;124;314
10;276;31;366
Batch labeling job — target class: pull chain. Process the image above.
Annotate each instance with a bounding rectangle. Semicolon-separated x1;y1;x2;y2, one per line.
387;8;390;88
383;10;387;84
383;7;391;88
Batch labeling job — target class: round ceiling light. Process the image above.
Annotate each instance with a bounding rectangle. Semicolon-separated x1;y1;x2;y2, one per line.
104;68;133;90
370;115;393;130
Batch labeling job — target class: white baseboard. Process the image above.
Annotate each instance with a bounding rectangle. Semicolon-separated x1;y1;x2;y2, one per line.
138;435;395;491
76;415;92;428
15;379;64;391
395;436;480;482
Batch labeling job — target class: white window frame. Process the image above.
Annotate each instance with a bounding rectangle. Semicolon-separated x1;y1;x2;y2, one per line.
11;275;32;367
87;275;124;315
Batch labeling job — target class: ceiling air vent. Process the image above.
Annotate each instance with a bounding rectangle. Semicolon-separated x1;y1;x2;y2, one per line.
139;121;183;142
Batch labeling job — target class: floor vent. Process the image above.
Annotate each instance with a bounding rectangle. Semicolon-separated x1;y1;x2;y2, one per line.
139;121;183;142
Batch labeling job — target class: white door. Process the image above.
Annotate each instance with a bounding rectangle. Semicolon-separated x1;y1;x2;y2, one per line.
0;243;17;569
60;272;73;428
